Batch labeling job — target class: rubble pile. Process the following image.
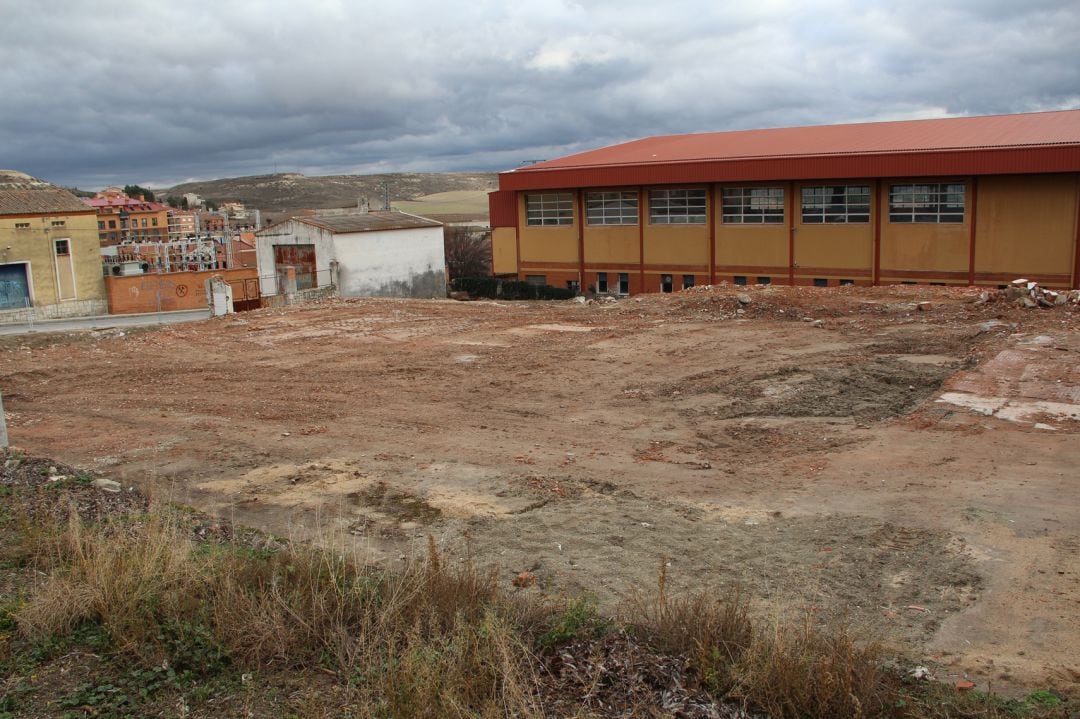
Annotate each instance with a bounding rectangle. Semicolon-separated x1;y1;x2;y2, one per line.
978;279;1080;309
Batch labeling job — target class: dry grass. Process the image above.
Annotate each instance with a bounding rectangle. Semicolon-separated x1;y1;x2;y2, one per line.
14;509;541;717
629;558;892;719
4;495;1070;718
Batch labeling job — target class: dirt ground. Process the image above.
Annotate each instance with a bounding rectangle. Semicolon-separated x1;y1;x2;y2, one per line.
2;285;1078;697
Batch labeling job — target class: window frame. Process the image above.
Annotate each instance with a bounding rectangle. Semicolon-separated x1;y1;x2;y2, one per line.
54;239;70;256
596;272;608;293
524;192;574;227
585;191;638;226
648;188;707;225
721;186;785;224
617;272;629;295
800;185;871;224
888;182;965;224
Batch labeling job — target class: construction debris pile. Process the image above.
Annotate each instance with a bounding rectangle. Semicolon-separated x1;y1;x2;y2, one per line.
979;279;1080;309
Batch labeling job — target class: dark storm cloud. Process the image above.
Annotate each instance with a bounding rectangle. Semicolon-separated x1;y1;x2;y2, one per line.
2;0;1077;188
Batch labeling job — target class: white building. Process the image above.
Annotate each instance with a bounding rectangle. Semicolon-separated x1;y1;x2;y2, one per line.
254;210;446;298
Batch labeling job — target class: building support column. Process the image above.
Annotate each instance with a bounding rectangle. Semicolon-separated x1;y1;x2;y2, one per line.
873;179;882;286
1073;174;1080;290
638;186;646;293
576;191;585;291
787;181;795;286
708;184;716;286
968;176;979;286
514;194;523;281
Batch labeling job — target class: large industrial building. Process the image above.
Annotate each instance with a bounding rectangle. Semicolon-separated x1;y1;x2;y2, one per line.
488;110;1080;293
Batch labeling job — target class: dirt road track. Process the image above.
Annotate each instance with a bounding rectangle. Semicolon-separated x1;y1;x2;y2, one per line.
2;285;1077;695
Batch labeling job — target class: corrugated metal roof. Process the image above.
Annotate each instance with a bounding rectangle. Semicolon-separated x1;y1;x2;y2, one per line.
0;171;95;215
501;110;1080;191
294;210;441;234
523;110;1080;169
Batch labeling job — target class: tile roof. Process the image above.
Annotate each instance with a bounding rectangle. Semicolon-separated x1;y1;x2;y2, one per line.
519;110;1080;171
0;170;95;215
292;210;442;234
83;196;169;212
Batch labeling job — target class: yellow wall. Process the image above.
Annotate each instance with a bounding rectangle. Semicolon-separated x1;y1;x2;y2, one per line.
583;224;639;264
714;184;789;269
792;182;874;272
516;192;579;264
491;227;518;275
715;224;788;268
643;225;709;266
975;174;1078;278
879;179;970;274
0;212;105;307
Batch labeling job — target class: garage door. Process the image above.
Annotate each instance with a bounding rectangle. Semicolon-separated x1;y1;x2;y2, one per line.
0;264;30;309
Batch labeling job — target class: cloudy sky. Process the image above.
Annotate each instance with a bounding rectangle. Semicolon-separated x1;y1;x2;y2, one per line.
3;0;1079;189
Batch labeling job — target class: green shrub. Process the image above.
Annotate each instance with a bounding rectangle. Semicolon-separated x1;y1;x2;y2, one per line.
450;277;575;300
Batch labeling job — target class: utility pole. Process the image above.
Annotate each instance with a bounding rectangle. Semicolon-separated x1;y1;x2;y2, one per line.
0;390;8;448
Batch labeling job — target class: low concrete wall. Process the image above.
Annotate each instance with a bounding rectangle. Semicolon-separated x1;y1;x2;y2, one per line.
0;298;109;325
104;268;258;314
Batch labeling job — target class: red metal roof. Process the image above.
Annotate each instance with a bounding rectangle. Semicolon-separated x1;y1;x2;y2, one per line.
499;110;1080;192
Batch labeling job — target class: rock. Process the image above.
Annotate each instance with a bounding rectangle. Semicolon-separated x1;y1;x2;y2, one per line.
736;293;752;305
94;478;121;493
911;666;932;681
1011;278;1028;286
1004;287;1023;300
812;319;825;328
956;680;976;692
916;302;932;312
448;291;471;301
571;296;587;304
1022;297;1038;309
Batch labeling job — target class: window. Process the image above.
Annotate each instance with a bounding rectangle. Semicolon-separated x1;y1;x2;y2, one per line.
141;218;148;227
682;274;695;290
889;183;965;223
734;275;747;286
51;220;65;227
525;193;573;226
596;272;608;293
814;278;829;287
525;274;547;286
649;188;706;224
617;272;629;295
566;280;580;293
98;221;105;230
801;185;870;223
14;222;29;230
660;274;673;293
152;217;158;226
54;239;70;256
757;276;771;285
839;279;855;286
722;187;784;224
108;220;116;229
586;191;637;225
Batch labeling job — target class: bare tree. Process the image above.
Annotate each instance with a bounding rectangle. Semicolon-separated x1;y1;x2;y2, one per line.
443;225;491;279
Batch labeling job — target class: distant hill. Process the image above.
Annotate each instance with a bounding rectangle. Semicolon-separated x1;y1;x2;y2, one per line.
163;172;497;222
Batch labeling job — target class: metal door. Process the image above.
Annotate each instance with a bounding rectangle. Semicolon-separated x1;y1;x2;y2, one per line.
0;264;30;309
273;244;316;290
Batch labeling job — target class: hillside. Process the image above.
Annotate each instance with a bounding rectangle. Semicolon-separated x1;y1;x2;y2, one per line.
164;172;497;221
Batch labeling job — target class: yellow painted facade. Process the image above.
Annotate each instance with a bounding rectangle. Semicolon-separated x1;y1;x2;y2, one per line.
879;178;970;279
491;227;518;275
0;211;106;313
497;173;1080;291
974;174;1078;282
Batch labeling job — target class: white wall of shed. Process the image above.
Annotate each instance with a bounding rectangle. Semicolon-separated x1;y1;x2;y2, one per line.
334;225;446;298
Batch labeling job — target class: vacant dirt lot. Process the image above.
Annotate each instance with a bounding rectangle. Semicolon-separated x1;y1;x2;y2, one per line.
2;285;1078;696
